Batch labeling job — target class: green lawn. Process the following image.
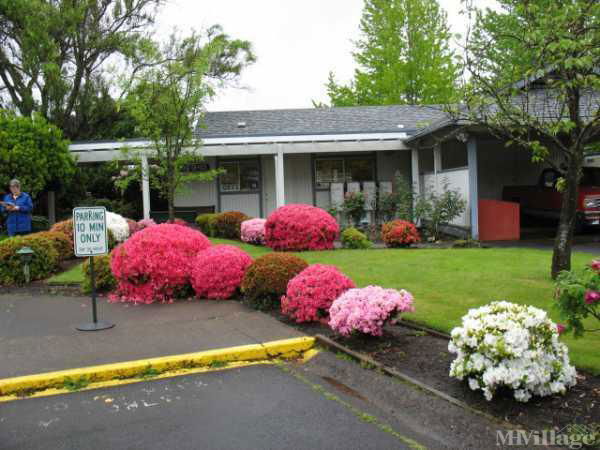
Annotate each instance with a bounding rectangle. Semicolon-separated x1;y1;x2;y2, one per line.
47;263;85;285
212;238;600;375
46;238;600;374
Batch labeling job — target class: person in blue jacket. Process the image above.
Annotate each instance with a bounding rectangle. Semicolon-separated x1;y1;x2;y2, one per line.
1;179;33;236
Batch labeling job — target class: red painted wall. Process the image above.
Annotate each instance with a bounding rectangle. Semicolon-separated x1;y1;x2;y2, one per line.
478;199;520;241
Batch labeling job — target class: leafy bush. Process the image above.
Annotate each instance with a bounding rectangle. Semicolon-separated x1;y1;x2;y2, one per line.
0;235;60;285
191;245;253;299
265;204;339;251
77;197;137;219
82;254;116;294
241;218;266;245
342;192;366;226
214;211;249;239
415;180;466;240
241;253;308;310
329;286;415;337
281;264;355;323
31;215;50;233
110;224;211;304
555;260;600;337
50;219;74;250
195;213;219;237
448;301;577;403
341;227;372;249
31;231;73;260
381;220;420;247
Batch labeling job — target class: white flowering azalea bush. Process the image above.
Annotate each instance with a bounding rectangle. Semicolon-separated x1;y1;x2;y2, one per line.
448;301;577;403
106;211;130;243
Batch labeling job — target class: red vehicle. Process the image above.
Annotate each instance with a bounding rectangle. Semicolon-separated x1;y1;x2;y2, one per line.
503;156;600;231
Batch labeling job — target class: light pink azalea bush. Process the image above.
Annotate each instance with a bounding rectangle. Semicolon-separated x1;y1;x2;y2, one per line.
281;264;355;323
110;224;211;304
191;245;253;300
241;218;266;245
264;204;339;251
329;286;415;336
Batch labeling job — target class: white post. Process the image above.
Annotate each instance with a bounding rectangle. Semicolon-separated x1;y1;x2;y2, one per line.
275;147;285;208
411;149;420;198
47;191;56;225
433;144;442;192
141;155;151;220
467;136;479;240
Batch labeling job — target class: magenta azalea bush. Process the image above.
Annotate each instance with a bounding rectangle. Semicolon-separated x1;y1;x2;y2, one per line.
329;286;415;336
265;204;339;251
191;245;253;300
241;218;266;245
281;264;355;323
110;224;211;304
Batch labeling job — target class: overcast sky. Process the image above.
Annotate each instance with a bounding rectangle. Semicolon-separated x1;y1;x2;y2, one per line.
156;0;498;112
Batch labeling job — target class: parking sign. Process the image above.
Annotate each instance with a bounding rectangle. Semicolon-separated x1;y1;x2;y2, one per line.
73;207;109;257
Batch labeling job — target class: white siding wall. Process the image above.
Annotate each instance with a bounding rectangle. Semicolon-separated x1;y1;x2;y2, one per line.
221;194;261;218
174;157;218;208
422;169;470;227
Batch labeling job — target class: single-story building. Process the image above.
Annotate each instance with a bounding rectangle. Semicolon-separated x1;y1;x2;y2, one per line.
69;104;564;241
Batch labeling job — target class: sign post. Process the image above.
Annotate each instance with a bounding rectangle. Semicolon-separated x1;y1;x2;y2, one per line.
73;207;115;331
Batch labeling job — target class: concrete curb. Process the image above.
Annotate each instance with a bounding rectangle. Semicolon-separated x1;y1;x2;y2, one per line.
315;334;517;430
0;336;315;397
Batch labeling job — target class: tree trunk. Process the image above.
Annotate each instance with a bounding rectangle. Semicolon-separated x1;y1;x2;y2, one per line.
551;150;583;279
167;181;175;222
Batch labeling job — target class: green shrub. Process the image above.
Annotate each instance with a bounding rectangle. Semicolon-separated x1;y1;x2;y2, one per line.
31;216;50;232
82;254;116;294
214;211;250;239
0;235;60;285
341;227;372;249
77;197;137;219
195;213;219;237
31;231;73;260
240;253;308;310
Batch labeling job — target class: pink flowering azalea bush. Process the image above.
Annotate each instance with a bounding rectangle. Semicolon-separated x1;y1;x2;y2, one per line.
110;224;211;304
265;204;339;251
281;264;355;323
191;245;253;300
329;286;415;337
241;218;266;245
555;259;600;337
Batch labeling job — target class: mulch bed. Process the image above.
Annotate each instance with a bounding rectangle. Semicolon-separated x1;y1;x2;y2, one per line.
268;310;600;433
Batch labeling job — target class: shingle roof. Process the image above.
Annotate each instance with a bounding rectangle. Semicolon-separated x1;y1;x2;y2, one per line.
194;105;448;138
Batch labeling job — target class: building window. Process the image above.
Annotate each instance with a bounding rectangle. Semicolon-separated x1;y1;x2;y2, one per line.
315;156;375;189
220;160;260;192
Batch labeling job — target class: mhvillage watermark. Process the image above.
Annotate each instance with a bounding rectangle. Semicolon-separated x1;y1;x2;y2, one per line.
497;424;599;448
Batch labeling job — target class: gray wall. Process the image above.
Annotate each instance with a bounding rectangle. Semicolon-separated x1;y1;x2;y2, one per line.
174;157;218;208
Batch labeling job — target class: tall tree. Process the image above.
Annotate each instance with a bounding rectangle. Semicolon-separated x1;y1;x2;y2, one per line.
119;27;255;221
0;0;161;139
458;0;600;278
325;0;459;106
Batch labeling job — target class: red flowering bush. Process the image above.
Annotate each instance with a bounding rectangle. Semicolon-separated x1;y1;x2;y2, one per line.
214;211;250;239
381;220;420;247
50;219;74;250
191;245;253;300
265;204;339;251
281;264;355;323
241;252;308;310
109;224;211;304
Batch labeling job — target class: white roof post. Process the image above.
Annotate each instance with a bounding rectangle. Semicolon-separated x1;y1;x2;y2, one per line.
275;145;285;208
467;136;479;240
141;154;151;220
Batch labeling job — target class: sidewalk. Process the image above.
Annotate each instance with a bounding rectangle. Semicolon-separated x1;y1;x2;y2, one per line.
0;293;304;378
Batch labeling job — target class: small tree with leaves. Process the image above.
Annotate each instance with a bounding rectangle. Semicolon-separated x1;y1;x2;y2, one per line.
119;27;255;221
458;0;600;278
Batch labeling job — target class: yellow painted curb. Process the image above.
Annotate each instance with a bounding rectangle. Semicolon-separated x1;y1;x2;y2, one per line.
0;336;315;397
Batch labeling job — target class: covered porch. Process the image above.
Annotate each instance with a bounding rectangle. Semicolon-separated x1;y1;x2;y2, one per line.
69;132;412;221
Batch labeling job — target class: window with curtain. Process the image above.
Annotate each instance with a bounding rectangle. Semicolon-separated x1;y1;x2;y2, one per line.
220;160;260;192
